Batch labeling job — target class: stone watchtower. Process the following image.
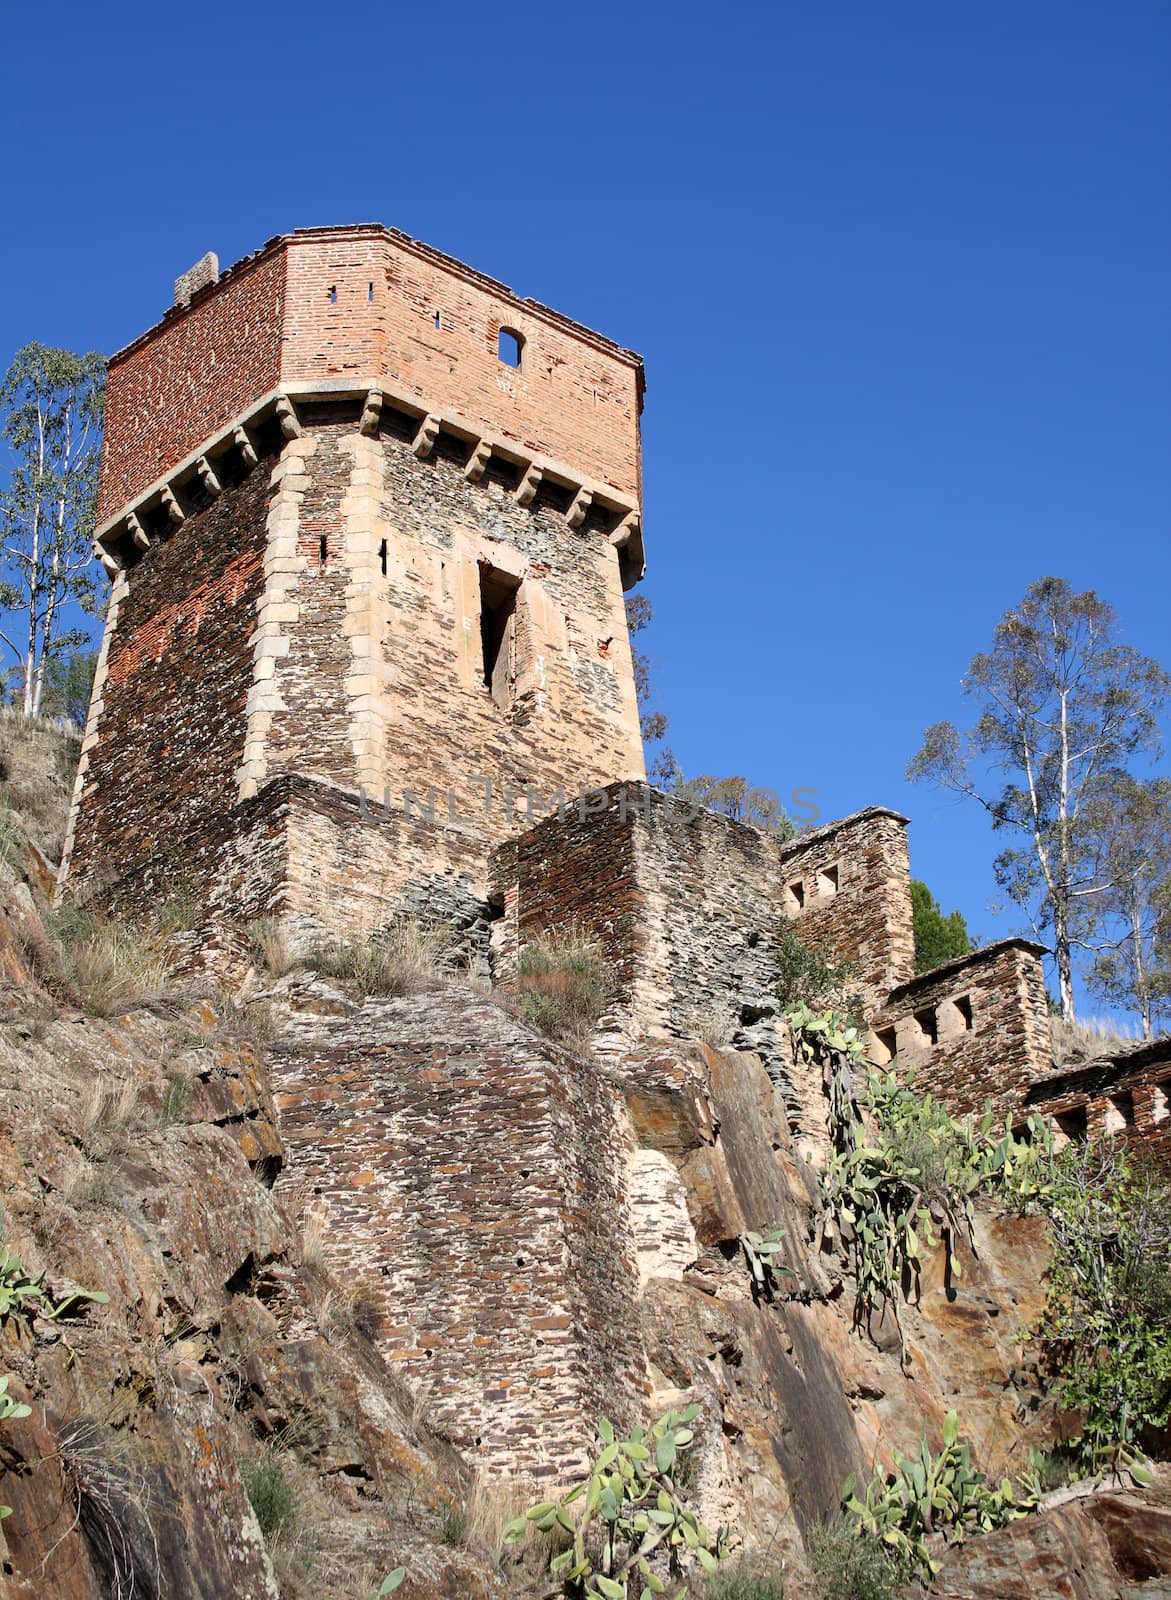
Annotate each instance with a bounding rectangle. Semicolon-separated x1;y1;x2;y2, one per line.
60;225;647;933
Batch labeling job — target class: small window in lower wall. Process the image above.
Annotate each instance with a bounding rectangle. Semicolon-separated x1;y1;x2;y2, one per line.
479;564;521;709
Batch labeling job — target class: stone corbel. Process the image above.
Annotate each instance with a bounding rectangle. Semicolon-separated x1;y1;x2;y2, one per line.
360;390;384;438
127;513;151;552
275;396;302;440
566;487;594;530
609;511;641;548
95;540;121;575
234;426;258;467
161;485;185;525
464;439;492;482
516;464;543;507
197;456;222;497
412;414;441;458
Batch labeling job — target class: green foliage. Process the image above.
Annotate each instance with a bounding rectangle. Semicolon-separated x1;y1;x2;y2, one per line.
0;345;106;718
909;880;974;974
1032;1138;1171;1480
738;1226;793;1302
504;1407;730;1598
775;929;856;1013
806;1520;904;1600
0;1245;109;1321
0;1377;31;1520
907;576;1171;1022
788;1002;1051;1359
38;649;97;728
842;1412;1040;1580
1083;774;1171;1037
243;1455;297;1540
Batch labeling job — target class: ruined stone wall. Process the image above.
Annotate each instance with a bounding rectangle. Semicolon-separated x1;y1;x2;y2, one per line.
1025;1041;1171;1164
64;456;275;897
99;226;643;526
270;991;645;1479
775;808;915;1005
97;249;285;522
491;788;914;1136
874;941;1052;1119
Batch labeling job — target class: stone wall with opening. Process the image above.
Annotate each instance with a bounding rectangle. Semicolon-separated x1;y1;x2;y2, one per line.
1024;1039;1171;1166
490;787;915;1136
872;940;1051;1119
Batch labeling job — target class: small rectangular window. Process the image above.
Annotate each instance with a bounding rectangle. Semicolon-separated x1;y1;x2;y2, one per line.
816;864;839;898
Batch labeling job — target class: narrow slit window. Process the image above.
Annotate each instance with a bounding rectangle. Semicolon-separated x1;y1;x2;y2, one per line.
479;566;521;709
434;310;442;329
319;535;328;567
379;538;387;577
368;282;374;301
498;327;524;368
328;285;337;304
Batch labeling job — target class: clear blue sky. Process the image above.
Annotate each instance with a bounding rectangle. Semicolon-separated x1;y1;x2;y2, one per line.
2;2;1168;1008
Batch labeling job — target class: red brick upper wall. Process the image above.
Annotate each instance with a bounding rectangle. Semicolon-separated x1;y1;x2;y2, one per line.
98;250;286;523
99;226;644;523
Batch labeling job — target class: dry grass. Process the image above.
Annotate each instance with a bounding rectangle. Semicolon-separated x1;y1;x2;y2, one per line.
310;918;452;998
0;706;80;863
1050;1012;1138;1066
690;1008;736;1049
508;930;612;1050
247;917;297;978
34;903;173;1018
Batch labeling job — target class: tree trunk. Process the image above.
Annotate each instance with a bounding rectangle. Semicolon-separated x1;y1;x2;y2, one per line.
1054;900;1076;1023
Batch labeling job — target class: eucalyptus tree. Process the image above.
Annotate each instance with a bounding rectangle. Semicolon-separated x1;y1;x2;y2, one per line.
0;344;105;716
908;577;1170;1023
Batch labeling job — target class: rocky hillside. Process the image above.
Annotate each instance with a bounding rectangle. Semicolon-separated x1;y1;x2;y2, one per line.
0;712;1167;1600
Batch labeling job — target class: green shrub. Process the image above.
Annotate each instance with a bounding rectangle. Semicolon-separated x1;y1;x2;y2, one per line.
807;1521;904;1600
504;1407;729;1597
1033;1138;1171;1479
243;1455;297;1540
790;1002;1051;1360
512;931;611;1047
775;926;856;1013
842;1412;1040;1581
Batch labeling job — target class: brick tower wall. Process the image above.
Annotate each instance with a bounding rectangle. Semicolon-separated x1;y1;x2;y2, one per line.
64;455;277;897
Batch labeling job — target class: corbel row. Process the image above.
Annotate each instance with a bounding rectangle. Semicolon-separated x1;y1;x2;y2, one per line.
95;382;644;577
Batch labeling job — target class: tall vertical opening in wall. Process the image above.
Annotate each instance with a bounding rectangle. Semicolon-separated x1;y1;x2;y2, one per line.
479;565;521;709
